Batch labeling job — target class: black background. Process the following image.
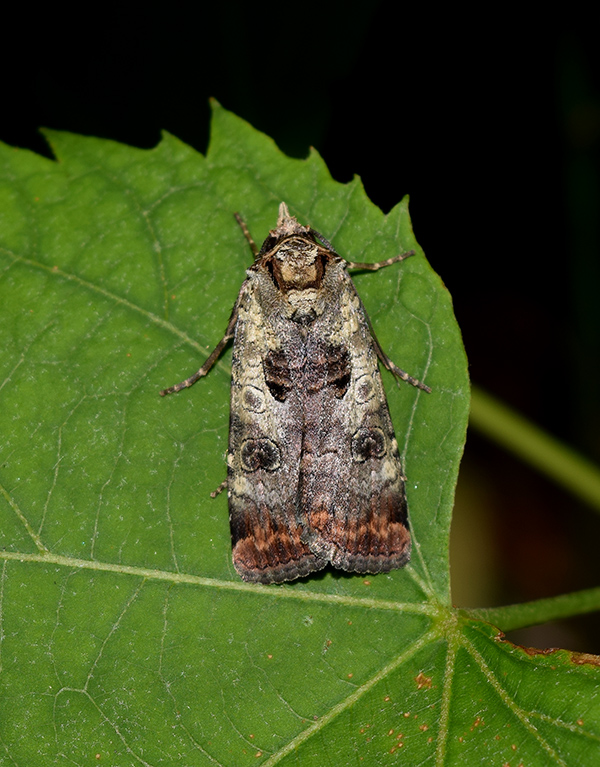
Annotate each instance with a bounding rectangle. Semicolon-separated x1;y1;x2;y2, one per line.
4;3;600;649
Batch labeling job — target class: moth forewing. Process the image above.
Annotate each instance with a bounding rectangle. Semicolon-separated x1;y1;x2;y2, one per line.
161;202;430;583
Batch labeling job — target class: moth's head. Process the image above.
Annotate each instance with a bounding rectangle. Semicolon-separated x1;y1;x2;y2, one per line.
271;237;322;289
257;202;339;290
256;202;311;261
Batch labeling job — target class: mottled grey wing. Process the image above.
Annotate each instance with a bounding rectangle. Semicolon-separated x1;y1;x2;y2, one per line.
298;274;411;573
226;280;328;583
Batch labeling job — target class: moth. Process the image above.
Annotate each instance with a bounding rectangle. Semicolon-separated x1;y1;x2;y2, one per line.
161;202;430;584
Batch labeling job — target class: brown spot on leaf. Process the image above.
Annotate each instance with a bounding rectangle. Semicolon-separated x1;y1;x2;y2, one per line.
415;672;433;689
496;630;600;666
570;651;600;667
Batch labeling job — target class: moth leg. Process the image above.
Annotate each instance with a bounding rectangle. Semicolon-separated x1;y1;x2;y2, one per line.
346;249;416;271
159;330;233;396
376;342;431;393
160;297;242;396
360;299;431;393
234;212;259;256
210;479;228;498
346;249;431;392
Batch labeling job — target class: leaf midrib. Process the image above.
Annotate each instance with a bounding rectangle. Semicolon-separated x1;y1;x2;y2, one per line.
0;549;438;612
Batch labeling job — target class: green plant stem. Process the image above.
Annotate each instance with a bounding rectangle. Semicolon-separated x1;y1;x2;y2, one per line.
465;586;600;632
470;385;600;513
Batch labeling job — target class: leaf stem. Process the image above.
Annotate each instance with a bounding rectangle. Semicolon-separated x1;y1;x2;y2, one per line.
465;586;600;632
470;385;600;513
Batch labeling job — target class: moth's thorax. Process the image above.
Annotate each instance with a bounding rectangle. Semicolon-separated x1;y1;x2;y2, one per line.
285;288;319;322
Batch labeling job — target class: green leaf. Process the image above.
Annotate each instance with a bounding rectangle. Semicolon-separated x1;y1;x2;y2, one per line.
0;102;597;765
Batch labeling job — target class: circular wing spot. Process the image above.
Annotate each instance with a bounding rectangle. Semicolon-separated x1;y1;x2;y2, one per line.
351;427;386;462
355;374;376;403
241;438;282;472
241;385;265;413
